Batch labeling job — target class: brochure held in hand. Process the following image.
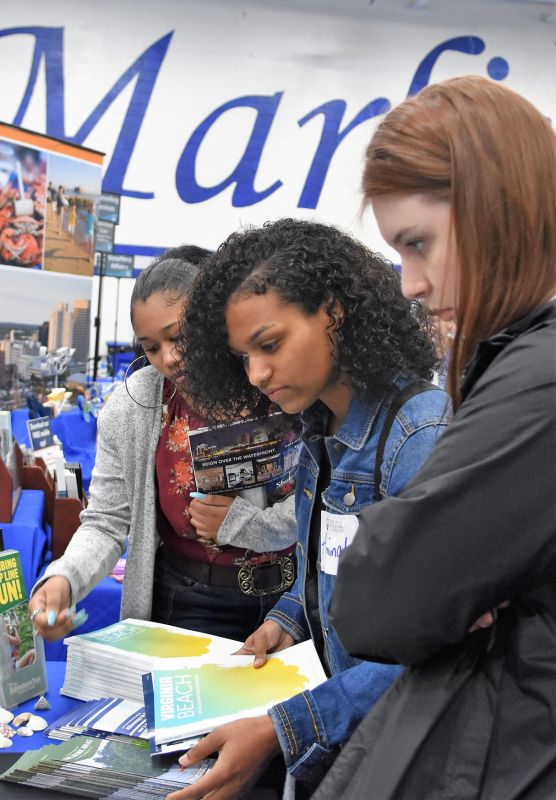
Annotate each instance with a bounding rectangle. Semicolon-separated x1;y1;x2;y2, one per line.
142;640;327;753
188;410;301;504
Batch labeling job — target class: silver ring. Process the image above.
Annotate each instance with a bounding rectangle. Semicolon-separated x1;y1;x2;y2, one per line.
30;607;45;623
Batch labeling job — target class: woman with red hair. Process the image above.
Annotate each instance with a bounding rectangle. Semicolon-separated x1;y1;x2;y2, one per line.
314;75;556;800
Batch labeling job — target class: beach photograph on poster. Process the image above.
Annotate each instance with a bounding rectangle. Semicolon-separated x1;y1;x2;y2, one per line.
0;139;47;269
44;152;102;277
0;266;92;410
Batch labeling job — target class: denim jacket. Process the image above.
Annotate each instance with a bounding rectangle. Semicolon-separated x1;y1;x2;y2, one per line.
267;380;451;784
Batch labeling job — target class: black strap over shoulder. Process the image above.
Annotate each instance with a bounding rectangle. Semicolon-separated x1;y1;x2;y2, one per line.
374;379;440;502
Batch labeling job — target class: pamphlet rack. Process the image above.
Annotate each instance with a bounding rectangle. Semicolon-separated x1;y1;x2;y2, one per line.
21;450;86;559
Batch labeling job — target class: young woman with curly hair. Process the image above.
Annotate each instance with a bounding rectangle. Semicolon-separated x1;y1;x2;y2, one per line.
170;218;450;800
29;246;298;647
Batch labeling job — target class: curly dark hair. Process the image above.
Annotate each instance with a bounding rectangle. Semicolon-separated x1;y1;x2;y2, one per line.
179;218;438;421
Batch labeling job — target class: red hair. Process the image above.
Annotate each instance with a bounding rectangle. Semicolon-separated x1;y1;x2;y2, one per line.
363;76;556;407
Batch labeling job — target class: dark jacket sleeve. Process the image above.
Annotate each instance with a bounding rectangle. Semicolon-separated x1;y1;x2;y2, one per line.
329;326;556;666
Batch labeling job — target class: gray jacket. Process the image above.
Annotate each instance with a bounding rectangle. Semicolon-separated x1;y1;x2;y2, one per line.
38;366;297;620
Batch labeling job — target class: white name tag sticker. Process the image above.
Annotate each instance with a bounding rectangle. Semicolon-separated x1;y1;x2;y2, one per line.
320;510;359;575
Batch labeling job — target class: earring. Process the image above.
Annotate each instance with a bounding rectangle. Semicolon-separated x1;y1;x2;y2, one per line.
124;355;177;409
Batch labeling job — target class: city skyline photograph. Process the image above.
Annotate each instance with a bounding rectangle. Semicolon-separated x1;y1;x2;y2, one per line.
0;265;92;327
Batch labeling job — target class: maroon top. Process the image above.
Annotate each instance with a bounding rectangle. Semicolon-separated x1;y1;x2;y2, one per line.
155;380;291;566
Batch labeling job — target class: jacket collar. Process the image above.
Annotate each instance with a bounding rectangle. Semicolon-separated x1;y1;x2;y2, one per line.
301;392;384;452
462;300;556;400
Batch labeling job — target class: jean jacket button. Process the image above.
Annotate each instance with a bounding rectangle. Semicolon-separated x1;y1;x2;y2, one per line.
343;491;356;506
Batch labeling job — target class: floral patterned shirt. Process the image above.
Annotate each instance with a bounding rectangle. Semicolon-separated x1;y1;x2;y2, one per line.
155;380;290;566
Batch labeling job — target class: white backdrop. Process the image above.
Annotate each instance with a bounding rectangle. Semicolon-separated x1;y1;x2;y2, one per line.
0;0;553;351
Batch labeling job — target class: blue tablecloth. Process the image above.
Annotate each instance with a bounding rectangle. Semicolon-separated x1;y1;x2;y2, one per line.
0;661;282;800
11;408;97;493
1;490;49;591
10;408;33;449
7;661;82;753
44;576;123;661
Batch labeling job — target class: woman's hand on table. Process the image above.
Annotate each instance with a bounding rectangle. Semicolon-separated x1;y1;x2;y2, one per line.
166;715;281;800
28;576;86;641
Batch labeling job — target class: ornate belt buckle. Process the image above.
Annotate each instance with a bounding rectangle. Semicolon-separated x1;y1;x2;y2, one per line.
237;556;295;597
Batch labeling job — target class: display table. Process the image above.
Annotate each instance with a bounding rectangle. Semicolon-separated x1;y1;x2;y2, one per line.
11;408;97;493
0;663;284;800
1;490;49;590
9;408;33;449
5;662;78;753
49;410;97;493
0;661;84;799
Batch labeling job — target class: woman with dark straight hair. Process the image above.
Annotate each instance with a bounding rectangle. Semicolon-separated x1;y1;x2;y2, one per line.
312;76;556;800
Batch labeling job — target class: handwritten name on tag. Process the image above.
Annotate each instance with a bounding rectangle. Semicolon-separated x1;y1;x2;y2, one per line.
320;511;359;575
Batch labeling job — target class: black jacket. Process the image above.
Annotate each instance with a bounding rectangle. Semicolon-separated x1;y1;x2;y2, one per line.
312;301;556;800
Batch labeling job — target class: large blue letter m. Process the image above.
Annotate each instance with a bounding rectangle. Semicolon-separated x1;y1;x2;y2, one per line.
0;26;173;198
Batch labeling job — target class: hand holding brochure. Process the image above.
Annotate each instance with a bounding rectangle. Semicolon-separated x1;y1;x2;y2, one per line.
142;640;327;749
188;410;301;503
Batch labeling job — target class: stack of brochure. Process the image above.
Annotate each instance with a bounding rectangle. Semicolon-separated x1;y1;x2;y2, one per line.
45;697;149;744
0;735;214;798
46;695;202;757
62;619;241;703
143;639;327;755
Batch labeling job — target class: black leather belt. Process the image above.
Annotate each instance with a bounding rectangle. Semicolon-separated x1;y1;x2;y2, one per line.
159;547;295;597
